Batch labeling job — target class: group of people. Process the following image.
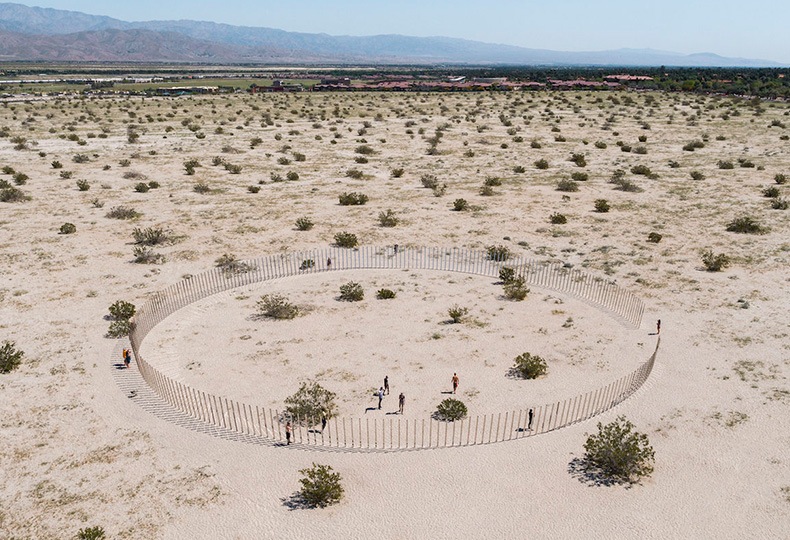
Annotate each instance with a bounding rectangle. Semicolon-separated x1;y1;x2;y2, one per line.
376;375;406;414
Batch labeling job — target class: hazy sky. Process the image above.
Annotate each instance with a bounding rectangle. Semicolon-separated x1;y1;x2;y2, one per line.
22;1;790;63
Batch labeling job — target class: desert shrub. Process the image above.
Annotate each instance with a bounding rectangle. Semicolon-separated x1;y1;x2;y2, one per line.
292;152;306;162
108;300;136;321
211;156;225;166
339;281;364;302
620;144;632;153
452;198;468;211
726;216;768;234
119;159;131;167
593;199;611;213
432;183;447;197
771;197;788;210
647;232;663;243
12;172;28;185
582;416;655;484
718;160;734;169
355;144;375;155
51;160;63;169
683;140;705;151
132;227;171;246
376;288;396;299
486;245;511;261
391;168;404;178
0;186;30;202
420;174;439;189
105;206;140;220
295;217;314;231
297;464;344;508
633;146;648;155
76;526;106;540
286;171;299;181
299;259;315;270
134;182;150;193
447;305;468;323
534;158;549;170
499;266;516;284
59;222;76;234
631;165;652;176
762;186;780;198
594;141;608;149
225;163;243;174
378;209;399;227
513;165;526;173
257;294;299;319
550;212;567;224
345;168;364;179
569;153;587;167
338;192;369;206
479;185;494;196
285;381;337;421
571;172;589;181
334;232;358;248
557;179;579;192
775;174;787;185
270;172;284;182
484;176;502;187
72;154;89;163
668;160;680;168
503;275;529;300
512;352;547;379
215;253;254;275
132;246;164;264
611;177;643;192
701;250;731;272
435;398;467;421
690;171;705;180
248;185;261;193
193;182;211;194
0;340;24;373
738;158;755;168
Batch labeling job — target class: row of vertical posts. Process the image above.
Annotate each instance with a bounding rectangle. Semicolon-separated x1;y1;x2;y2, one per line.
128;247;654;450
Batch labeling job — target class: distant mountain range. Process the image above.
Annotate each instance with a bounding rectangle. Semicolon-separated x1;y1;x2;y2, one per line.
0;2;784;67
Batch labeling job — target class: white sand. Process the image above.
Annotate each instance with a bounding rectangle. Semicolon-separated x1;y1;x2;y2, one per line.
1;90;788;538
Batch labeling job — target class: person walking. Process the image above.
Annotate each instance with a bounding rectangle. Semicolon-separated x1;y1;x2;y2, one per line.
285;421;292;445
398;392;405;414
452;373;459;394
528;408;534;430
122;348;131;369
377;387;384;410
384;375;390;395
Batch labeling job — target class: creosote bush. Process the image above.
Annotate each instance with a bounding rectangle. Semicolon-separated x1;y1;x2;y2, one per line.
105;206;140;220
334;232;358;248
257;293;299;319
338;192;369;206
420;174;439;189
512;352;547;379
299;259;315;270
133;246;164;264
447;305;468;323
503;275;529;301
107;300;135;338
550;212;567;224
775;173;787;185
582;416;655;484
726;216;768;234
452;198;468;211
215;253;254;275
295;217;314;231
285;381;337;421
132;227;171;246
499;266;516;284
435;398;467;421
534;158;549;170
690;170;705;180
594;199;610;213
647;232;663;243
762;186;780;198
378;209;399;227
486;244;511;261
339;281;364;301
298;463;344;508
0;340;24;373
59;222;76;234
376;288;396;299
76;526;106;540
701;250;731;272
557;179;579;192
76;179;90;191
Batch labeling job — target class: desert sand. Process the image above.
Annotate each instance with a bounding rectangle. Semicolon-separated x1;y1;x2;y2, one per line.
1;89;788;539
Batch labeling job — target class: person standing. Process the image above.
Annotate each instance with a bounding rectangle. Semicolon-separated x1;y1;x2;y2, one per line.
528;408;534;430
285;421;292;445
452;373;459;394
656;319;661;335
326;257;332;269
321;414;327;433
123;348;131;369
384;375;390;395
377;387;384;410
398;392;405;414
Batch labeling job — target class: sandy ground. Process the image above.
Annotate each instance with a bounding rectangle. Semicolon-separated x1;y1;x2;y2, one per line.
1;89;788;539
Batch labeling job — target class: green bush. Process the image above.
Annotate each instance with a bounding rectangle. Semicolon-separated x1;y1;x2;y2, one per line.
771;197;788;210
355;144;376;155
484;176;502;187
682;140;705;151
550;212;567;224
690;171;705;180
775;174;787;185
105;206;140;220
215;254;254;275
718;160;734;170
435;398;468;421
134;182;150;193
569;153;587;167
0;340;24;373
334;232;358;248
391;168;404;178
420;174;439;189
762;186;780;198
76;179;90;191
503;275;529;300
132;227;171;246
59;222;76;234
611;177;643;192
512;352;547;379
12;172;28;185
726;216;768;234
582;416;655;484
295;217;314;231
299;259;315;270
701;250;731;272
345;168;364;179
594;141;607;149
285;381;337;421
571;172;589;182
447;305;468;323
376;288;396;299
0;186;30;202
257;294;299;319
534;158;549;170
132;246;164;264
486;245;511;261
338;192;369;206
108;300;136;321
452;198;468;211
647;232;663;243
557;179;579;192
298;463;344;508
248;185;261;193
499;266;516;284
76;526;106;540
286;171;299;181
513;165;526;173
631;165;652;176
51;160;63;169
193;182;211;194
378;209;399;227
339;281;364;302
479;185;494;196
594;199;610;213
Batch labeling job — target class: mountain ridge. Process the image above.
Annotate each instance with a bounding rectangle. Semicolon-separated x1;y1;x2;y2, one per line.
0;2;784;67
